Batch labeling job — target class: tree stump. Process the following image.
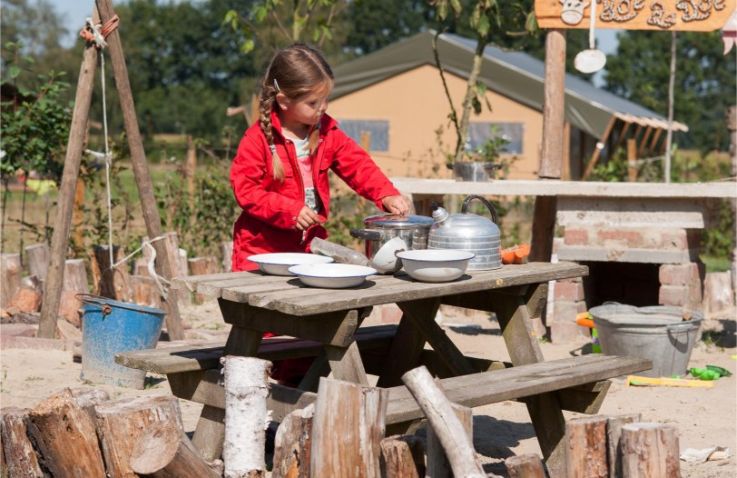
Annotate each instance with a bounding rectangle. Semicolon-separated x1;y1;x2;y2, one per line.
565;415;609;478
188;257;219;303
272;405;314;478
130;275;163;309
222;356;272;478
58;258;89;326
93;245;131;301
129;422;219;478
380;435;425;478
311;377;389;478
1;407;43;477
222;241;233;272
607;414;641;478
620;423;680;478
24;243;49;285
506;454;545;478
27;388;106;477
95;395;183;478
1;253;22;310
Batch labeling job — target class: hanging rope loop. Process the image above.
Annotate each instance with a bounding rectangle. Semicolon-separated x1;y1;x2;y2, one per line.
79;14;120;49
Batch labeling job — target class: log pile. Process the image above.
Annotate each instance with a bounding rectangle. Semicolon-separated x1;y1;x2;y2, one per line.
0;388;217;478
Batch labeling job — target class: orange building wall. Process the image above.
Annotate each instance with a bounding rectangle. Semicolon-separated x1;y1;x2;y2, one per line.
328;64;543;179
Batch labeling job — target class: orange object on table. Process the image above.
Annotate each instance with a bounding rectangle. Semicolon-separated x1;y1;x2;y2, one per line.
501;243;530;264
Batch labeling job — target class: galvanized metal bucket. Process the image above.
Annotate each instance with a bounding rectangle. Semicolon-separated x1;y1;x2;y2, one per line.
79;294;165;389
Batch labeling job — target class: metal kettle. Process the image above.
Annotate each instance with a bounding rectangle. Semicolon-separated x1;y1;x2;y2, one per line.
428;195;502;270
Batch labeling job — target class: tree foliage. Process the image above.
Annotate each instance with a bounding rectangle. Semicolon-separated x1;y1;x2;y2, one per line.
604;31;735;152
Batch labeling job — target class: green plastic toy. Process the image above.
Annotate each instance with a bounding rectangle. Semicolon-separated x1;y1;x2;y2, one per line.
688;365;732;381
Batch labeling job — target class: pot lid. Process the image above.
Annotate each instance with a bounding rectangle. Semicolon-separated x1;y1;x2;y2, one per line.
431;211;500;239
363;214;434;230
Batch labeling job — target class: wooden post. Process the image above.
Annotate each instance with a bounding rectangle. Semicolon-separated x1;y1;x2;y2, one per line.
506;454;545;478
37;29;98;339
1;253;22;310
24;243;49;283
272;405;314;478
221;356;272;478
311;377;389;478
27;389;106;477
727;105;737;304
426;401;472;478
627;139;638;182
530;29;565;264
565;416;609;478
620;423;680;478
130;422;219;478
401;366;489;478
95;395;184;478
607;414;641;478
95;0;183;340
380;435;425;478
71;178;86;250
1;407;44;477
185;135;197;219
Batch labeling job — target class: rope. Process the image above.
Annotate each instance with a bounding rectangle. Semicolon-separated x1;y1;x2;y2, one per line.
112;235;172;299
79;15;119;48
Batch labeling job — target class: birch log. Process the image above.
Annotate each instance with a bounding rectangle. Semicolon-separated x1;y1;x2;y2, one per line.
426;402;472;478
129;422;219;478
565;415;608;478
311;377;389;478
401;366;487;478
607;414;641;478
380;435;425;478
272;405;314;478
620;423;680;478
0;407;43;477
221;355;272;478
96;395;183;478
27;388;106;477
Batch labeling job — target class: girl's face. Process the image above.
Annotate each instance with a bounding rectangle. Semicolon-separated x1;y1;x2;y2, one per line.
277;82;332;128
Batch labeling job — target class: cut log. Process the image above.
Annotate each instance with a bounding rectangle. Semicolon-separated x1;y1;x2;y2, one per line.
134;257;150;276
129;422;219;478
27;388;106;477
620;423;680;478
1;407;43;477
380;435;425;478
130;275;163;309
222;241;233;272
272;405;314;478
401;366;488;478
1;253;22;309
221;355;272;478
188;257;219;303
70;387;110;414
565;415;608;478
24;243;49;285
8;286;42;314
93;245;131;301
426;402;472;478
311;377;389;478
95;395;183;478
607;414;641;478
58;258;89;326
506;454;545;478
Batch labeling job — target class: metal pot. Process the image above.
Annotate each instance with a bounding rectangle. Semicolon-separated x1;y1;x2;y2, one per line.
428;195;502;270
350;214;434;273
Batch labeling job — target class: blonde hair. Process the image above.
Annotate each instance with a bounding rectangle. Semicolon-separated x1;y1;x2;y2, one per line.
259;44;334;181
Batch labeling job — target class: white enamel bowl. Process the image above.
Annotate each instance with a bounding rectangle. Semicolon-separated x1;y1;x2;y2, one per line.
288;263;377;288
396;249;475;283
248;253;333;276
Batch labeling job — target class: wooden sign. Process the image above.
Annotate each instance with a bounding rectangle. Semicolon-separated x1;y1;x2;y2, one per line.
535;0;736;31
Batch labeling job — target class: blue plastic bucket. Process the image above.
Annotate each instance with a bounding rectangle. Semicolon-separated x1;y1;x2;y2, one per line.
79;294;165;389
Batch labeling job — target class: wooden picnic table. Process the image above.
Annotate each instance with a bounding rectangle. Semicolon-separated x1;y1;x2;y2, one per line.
122;261;650;472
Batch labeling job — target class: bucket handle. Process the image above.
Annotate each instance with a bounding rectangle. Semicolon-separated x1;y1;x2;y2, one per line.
76;293;113;316
666;322;694;333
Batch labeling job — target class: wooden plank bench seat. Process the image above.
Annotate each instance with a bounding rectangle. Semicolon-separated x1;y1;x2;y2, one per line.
168;354;651;426
115;324;399;375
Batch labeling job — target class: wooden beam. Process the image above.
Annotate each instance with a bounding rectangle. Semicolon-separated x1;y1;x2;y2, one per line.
647;128;664;155
582;116;616;180
611;120;633;152
96;0;184;339
38;22;99;338
637;126;654;157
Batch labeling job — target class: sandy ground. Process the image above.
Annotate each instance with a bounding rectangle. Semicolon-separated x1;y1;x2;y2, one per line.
1;300;735;477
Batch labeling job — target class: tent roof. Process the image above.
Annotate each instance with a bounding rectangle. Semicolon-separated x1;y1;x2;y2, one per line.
332;31;687;138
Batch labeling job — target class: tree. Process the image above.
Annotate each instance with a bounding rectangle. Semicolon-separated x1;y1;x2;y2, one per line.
344;0;434;55
604;31;735;152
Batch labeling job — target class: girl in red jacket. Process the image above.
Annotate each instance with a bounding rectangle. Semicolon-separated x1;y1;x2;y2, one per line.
230;44;409;272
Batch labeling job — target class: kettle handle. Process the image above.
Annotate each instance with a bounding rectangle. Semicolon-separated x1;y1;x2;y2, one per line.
461;195;499;224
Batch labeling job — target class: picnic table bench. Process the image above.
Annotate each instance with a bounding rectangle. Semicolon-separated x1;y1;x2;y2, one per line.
116;261;651;471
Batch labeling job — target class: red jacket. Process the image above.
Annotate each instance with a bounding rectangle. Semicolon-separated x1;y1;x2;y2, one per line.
230;111;400;271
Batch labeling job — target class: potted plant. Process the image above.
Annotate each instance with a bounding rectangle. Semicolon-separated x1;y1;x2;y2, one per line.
452;125;511;181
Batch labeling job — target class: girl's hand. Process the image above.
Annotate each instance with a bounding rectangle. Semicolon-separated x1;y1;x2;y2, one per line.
382;195;411;216
296;206;322;230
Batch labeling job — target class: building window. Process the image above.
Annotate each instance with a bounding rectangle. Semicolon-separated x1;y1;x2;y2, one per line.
338;119;389;151
466;122;523;155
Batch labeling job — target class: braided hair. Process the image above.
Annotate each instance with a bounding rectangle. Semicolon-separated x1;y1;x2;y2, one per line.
259;44;334;182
